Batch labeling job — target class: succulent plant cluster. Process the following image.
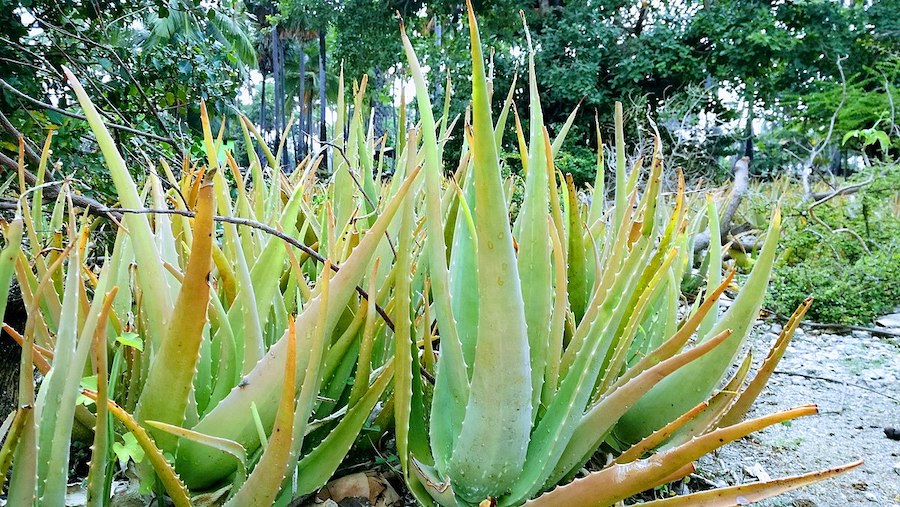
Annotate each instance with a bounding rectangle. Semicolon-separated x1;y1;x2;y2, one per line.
0;2;859;506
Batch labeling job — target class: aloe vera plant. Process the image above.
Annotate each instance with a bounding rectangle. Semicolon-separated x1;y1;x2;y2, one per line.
384;2;861;506
0;61;420;504
0;4;863;505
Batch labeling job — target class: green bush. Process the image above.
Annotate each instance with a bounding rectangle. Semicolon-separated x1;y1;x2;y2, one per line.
763;165;900;324
555;145;597;186
768;248;900;324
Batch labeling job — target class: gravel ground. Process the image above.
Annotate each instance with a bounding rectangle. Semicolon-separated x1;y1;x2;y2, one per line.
695;320;900;506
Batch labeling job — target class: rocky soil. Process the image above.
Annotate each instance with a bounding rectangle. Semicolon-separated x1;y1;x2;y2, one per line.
695;315;900;506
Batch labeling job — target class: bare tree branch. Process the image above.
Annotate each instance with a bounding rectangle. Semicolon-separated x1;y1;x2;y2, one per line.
0;78;177;145
802;55;847;199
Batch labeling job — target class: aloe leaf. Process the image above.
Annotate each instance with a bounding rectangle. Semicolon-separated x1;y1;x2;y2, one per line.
30;132;53;243
550;100;581;158
448;166;479;373
410;457;459;507
177;167;420;489
82;391;192;507
612;102;628;232
224;316;298;507
526;406;818;506
294;362;394;496
332;66;355;232
494;69;517;150
401;18;469;476
135;170;214;455
86;288;118;507
616;209;781;443
587;114;605;224
394;177;415;476
515;20;553;417
349;262;381;407
613;401;709;465
34;220;83;505
542;217;567;404
565;174;589;322
639;460;863;506
720;297;813;427
445;4;532;502
697;194;722;341
62;66;172;347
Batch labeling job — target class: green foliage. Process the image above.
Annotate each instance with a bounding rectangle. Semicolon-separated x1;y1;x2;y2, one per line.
555;145;596;187
762;167;900;324
769;249;900;325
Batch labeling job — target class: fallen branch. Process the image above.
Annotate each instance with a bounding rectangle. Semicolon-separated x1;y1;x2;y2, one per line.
809;178;872;201
693;156;750;255
807;176;874;254
772;370;900;404
799;321;899;339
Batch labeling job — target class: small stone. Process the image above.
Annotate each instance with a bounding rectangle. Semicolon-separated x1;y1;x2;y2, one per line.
875;312;900;328
893;462;900;476
769;323;783;334
761;332;779;344
852;330;870;339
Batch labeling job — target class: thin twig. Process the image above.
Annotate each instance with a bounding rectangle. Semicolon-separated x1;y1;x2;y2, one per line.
97;206;396;330
0;79;177;145
807;175;874;253
318;139;398;258
802;55;847;199
772;370;900;404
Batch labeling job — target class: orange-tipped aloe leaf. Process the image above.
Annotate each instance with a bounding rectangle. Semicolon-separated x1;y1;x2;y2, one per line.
663;352;753;449
223;317;298;507
528;406;818;506
720;297;813;427
81;390;191;507
640;460;863;506
547;329;733;492
614;401;709;465
135;168;214;455
86;288;118;507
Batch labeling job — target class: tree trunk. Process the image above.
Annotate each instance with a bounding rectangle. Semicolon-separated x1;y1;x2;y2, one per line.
306;92;313;159
0;284;25;416
297;39;306;161
319;29;328;172
272;28;287;171
259;70;267;167
372;67;389;145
